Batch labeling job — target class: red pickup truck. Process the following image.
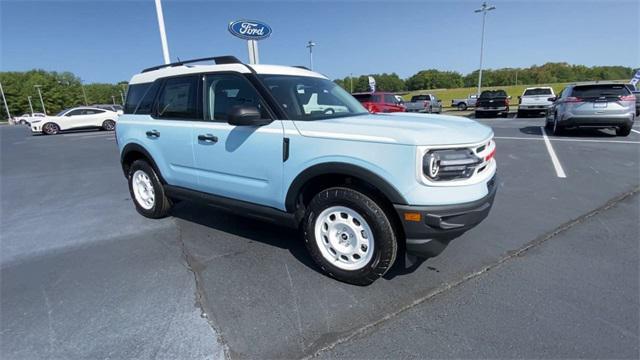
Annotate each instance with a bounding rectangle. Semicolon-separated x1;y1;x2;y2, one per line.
353;92;406;113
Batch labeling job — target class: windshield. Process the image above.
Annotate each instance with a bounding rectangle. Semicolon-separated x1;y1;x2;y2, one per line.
259;75;368;120
523;88;552;96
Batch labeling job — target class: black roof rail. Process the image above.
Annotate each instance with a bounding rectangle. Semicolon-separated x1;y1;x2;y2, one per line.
293;65;310;70
141;55;243;73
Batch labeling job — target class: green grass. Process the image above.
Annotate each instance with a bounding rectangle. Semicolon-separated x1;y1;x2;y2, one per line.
403;80;629;108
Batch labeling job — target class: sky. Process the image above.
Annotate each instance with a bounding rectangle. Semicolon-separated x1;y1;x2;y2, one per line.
1;0;638;84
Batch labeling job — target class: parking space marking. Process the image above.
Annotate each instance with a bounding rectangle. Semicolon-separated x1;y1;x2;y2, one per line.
494;136;640;145
631;129;640;135
540;127;567;178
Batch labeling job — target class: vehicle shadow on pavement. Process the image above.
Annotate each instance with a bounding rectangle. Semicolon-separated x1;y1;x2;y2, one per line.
169;201;320;271
168;201;435;280
519;126;617;138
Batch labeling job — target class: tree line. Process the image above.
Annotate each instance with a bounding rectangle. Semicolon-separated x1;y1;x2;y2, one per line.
0;70;127;119
334;62;634;93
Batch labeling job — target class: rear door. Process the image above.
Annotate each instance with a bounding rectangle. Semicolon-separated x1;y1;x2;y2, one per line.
190;73;284;208
135;75;200;188
81;108;107;127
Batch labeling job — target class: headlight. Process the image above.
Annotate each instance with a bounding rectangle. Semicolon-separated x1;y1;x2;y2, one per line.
423;149;482;181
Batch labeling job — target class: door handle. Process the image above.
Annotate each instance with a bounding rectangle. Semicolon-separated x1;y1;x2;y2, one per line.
146;130;160;138
197;134;218;143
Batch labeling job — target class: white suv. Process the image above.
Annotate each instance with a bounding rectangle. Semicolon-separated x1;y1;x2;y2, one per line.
30;107;118;135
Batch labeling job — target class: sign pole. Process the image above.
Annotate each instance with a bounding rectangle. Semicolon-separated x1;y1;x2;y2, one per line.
0;82;11;121
247;40;259;64
28;96;34;115
154;0;171;64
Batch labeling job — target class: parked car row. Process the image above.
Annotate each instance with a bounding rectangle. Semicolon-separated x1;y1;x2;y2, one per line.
352;92;443;114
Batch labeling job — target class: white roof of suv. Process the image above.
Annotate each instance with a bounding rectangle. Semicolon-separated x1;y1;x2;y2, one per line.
130;63;327;85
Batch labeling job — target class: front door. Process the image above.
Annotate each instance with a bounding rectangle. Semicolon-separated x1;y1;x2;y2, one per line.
191;73;284;209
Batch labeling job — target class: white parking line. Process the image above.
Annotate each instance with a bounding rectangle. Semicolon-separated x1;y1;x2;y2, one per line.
631;129;640;135
540;127;567;178
494;136;640;145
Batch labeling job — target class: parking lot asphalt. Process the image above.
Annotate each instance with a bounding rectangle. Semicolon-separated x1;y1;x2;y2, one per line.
1;117;639;359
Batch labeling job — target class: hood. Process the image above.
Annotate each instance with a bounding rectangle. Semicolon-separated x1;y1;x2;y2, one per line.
293;113;493;146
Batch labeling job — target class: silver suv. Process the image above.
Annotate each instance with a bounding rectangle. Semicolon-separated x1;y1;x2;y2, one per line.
545;83;635;136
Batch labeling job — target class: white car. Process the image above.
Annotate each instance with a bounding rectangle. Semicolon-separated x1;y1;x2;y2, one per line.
14;113;45;125
30;107;118;135
518;87;555;117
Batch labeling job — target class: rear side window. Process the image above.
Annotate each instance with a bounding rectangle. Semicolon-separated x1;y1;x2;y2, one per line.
156;76;201;120
124;83;151;114
571;85;630;98
135;81;161;115
523;88;552;96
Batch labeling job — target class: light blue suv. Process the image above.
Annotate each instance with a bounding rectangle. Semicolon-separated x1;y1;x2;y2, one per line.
117;56;497;285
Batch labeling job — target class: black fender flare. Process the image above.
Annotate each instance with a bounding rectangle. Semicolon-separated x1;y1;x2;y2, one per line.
120;143;165;182
284;162;408;212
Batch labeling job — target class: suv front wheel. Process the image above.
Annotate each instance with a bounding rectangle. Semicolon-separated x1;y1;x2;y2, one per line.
303;187;398;285
127;160;172;218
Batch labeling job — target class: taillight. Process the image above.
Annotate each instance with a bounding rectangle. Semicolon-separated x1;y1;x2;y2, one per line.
619;94;635;101
485;147;496;162
565;96;583;103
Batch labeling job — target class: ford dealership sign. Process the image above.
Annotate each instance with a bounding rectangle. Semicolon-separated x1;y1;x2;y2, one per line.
228;20;272;41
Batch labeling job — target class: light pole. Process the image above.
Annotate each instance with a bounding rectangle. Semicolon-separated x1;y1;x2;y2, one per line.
34;85;46;115
350;73;354;93
306;41;316;70
0;82;11;121
154;0;171;64
474;1;496;95
81;85;88;105
27;96;34;115
111;95;116;105
119;90;125;105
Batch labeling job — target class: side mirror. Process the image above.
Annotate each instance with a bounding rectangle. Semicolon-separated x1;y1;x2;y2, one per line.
548;97;557;102
227;105;271;126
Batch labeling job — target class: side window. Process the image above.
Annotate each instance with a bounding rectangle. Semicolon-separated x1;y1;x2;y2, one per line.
65;109;84;116
384;94;396;104
204;74;268;122
135;81;161;115
156;76;201;120
370;94;382;103
82;109;104;115
124;83;151;114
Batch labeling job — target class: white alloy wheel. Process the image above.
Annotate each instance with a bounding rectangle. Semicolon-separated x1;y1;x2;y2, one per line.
132;170;155;210
314;206;374;271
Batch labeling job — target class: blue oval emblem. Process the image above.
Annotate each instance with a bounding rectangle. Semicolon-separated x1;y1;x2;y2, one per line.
228;20;272;41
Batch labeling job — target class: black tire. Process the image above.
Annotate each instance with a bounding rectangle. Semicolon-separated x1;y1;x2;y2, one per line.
127;160;171;219
303;187;398;286
517;110;527;118
101;119;116;131
616;123;632;136
550;113;564;135
42;122;60;135
475;111;482;119
19;120;27;125
457;103;467;111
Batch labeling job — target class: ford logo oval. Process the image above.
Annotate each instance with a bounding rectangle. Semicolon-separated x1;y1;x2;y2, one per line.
228;19;272;41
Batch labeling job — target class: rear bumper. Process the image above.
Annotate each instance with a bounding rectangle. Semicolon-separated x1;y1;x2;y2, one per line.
476;107;507;112
560;113;634;128
519;105;551;110
394;175;497;258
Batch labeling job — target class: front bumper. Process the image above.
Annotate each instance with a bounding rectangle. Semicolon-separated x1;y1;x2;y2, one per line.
476;107;507;112
519;105;551;110
394;174;497;258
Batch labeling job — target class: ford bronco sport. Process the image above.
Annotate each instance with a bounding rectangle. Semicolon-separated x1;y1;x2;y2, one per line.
118;56;497;285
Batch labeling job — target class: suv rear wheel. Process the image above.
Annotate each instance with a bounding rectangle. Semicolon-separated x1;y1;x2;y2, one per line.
616;123;632;137
303;187;398;285
127;160;171;218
